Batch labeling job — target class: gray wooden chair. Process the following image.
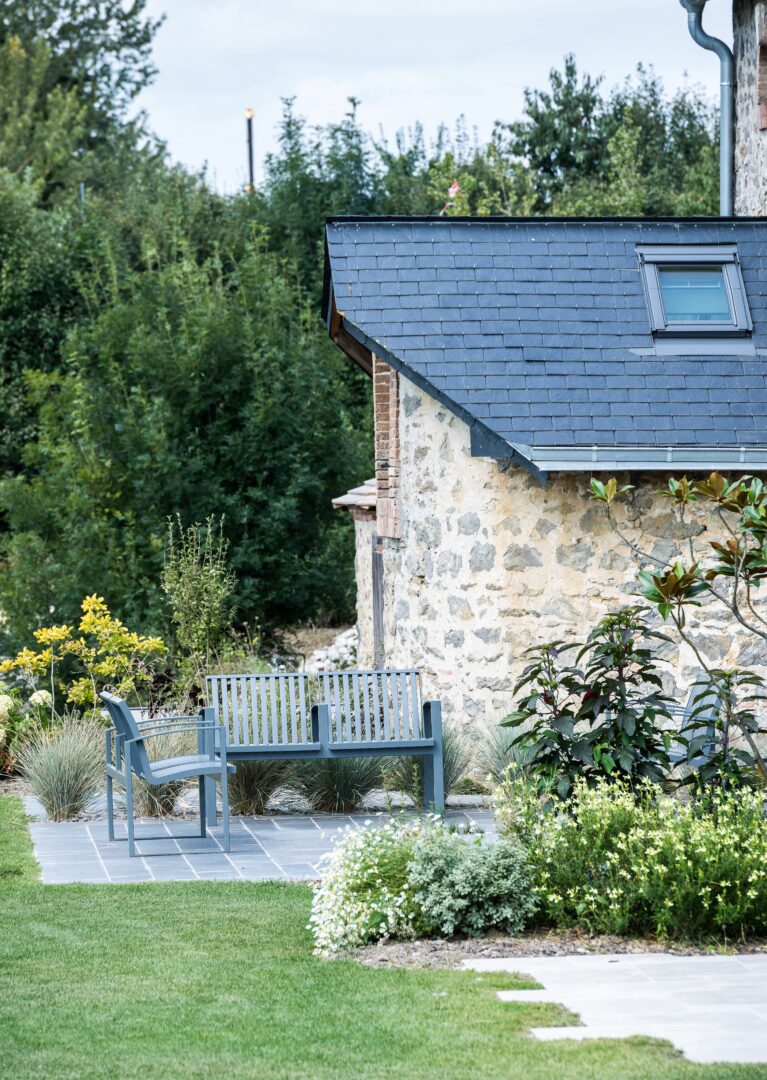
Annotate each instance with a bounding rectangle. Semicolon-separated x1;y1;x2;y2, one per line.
101;691;234;856
667;675;721;767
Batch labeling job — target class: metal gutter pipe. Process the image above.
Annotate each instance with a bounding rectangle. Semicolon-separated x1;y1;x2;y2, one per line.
679;0;735;216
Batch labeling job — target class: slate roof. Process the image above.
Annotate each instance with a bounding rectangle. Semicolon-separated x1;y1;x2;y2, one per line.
323;216;767;477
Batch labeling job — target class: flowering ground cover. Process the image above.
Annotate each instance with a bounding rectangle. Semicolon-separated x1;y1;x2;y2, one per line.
3;797;767;1079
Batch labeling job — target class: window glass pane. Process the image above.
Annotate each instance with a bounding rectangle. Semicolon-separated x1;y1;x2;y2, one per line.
658;266;733;324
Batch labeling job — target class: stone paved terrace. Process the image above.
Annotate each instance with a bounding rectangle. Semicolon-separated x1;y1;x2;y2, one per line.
29;809;497;884
466;954;767;1065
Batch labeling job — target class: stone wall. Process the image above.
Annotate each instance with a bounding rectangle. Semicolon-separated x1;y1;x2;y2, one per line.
735;0;767;214
365;375;766;737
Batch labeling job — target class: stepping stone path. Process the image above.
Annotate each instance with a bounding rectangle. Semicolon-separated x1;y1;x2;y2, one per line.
464;954;767;1065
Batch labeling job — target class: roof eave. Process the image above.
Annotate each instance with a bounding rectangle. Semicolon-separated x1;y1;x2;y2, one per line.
529;446;767;472
340;318;549;483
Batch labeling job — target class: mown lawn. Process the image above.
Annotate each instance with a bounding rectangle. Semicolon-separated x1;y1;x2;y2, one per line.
2;795;766;1080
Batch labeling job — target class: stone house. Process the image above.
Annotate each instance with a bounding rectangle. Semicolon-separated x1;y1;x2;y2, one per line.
325;4;767;729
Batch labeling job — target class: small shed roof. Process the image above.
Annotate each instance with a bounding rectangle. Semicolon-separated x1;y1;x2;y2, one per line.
323;216;767;478
332;479;376;510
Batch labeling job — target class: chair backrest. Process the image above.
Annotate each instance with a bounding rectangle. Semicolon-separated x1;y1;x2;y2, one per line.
667;675;721;765
100;691;154;779
317;670;423;743
206;673;314;747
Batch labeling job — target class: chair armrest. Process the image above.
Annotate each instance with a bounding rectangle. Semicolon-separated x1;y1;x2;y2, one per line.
136;714;199;727
130;722;223;741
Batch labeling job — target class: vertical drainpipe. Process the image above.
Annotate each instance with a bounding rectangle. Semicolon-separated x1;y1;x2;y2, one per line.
679;0;735;216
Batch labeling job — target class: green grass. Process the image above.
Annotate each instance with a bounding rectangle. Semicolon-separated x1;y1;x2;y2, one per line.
0;795;39;882
2;795;767;1080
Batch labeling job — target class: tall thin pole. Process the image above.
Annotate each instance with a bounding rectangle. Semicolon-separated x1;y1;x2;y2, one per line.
245;107;254;193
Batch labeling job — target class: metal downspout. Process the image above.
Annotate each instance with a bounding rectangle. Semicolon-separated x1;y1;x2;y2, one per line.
679;0;735;216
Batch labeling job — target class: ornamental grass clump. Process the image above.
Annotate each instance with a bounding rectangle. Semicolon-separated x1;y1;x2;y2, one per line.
496;773;767;941
229;759;294;815
384;722;473;805
295;756;383;813
17;714;103;821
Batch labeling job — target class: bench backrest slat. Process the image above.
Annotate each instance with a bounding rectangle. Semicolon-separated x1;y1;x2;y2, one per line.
316;669;422;743
207;673;314;747
100;691;153;780
207;669;423;747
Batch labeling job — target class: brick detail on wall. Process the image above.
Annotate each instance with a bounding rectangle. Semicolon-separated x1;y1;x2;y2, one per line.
373;354;400;539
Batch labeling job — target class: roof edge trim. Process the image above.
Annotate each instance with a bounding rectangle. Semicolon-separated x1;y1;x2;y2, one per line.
530;445;767;472
326;214;767;225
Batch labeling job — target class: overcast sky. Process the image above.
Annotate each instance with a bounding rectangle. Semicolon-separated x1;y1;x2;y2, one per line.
136;0;733;193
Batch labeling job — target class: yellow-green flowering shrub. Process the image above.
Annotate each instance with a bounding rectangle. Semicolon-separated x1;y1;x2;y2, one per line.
496;773;767;941
0;594;165;713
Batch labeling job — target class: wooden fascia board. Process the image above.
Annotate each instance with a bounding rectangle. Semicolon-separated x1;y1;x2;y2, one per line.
329;299;373;376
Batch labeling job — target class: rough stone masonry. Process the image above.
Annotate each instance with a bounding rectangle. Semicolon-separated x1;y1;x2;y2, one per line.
735;0;767;213
351;379;765;733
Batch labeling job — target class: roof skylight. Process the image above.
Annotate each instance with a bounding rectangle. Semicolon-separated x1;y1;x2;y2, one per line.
637;245;752;337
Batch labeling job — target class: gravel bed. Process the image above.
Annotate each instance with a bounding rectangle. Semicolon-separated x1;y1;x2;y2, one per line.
356;931;767;969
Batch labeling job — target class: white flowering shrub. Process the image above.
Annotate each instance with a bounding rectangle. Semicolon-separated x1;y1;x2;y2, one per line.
310;815;538;955
0;684;32;773
309;817;427;956
496;774;767;940
28;689;53;710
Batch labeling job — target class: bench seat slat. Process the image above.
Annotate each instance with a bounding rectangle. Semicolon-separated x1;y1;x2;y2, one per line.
227;742;322;756
330;738;434;751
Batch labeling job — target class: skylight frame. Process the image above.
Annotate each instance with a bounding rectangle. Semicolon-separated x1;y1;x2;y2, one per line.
637;244;753;337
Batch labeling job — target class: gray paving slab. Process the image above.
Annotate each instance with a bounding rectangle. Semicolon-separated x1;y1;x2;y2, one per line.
466;954;767;1064
28;809;489;884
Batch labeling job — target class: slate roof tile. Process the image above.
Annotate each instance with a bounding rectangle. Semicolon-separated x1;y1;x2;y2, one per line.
325;217;767;460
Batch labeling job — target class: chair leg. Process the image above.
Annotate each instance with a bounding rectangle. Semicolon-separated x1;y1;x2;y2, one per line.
125;768;135;858
220;768;230;853
203;775;217;828
106;772;115;841
198;776;206;838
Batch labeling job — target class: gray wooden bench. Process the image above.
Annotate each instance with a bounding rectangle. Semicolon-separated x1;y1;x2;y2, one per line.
202;669;444;819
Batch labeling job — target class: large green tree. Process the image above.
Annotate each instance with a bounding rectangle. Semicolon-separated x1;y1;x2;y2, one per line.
0;236;368;645
0;0;160;132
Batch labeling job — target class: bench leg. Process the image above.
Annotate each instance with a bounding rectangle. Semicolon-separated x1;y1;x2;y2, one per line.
422;752;445;812
220;769;230;853
203;775;217;828
202;716;218;827
430;748;445;811
422;701;445;811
